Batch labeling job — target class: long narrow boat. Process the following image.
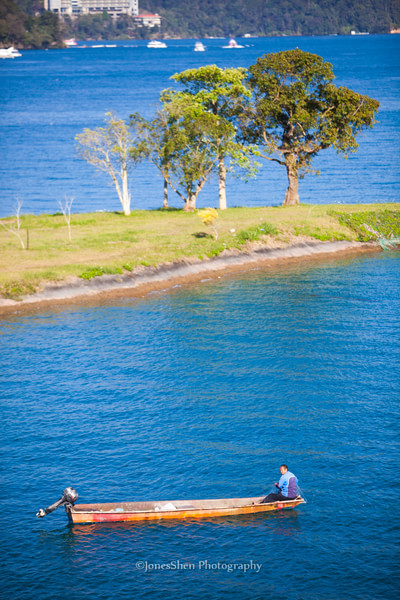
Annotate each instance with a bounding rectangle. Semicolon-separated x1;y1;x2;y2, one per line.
37;488;306;525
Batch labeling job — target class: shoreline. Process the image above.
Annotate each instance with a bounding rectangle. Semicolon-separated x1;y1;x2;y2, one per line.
0;240;380;316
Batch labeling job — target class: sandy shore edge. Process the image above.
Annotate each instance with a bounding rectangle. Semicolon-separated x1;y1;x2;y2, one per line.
0;240;380;314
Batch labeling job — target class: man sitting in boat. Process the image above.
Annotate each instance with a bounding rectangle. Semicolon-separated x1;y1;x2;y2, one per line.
261;464;298;503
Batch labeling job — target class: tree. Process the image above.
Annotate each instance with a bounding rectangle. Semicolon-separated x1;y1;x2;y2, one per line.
244;49;380;205
133;94;216;212
198;207;219;240
0;199;25;249
75;113;145;216
130;110;175;209
171;65;255;210
58;196;73;243
161;92;217;211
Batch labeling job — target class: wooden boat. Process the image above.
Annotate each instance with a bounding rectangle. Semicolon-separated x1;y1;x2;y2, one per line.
36;488;305;525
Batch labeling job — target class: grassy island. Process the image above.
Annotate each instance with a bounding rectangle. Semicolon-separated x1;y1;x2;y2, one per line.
0;203;399;301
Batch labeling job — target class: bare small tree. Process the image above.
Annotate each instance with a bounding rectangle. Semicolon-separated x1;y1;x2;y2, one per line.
58;196;74;242
0;199;25;249
76;112;145;216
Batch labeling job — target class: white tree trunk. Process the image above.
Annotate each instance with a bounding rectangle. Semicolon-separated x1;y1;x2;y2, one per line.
121;168;131;216
184;194;197;212
218;155;227;210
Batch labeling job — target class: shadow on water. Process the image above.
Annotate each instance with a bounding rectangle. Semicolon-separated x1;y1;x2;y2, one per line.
37;508;303;549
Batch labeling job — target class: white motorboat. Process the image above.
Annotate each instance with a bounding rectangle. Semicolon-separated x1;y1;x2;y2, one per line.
222;38;244;49
194;41;206;52
147;40;167;48
0;46;22;59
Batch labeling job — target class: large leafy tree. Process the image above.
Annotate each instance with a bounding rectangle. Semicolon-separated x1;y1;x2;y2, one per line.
133;94;217;212
244;49;380;205
76;112;146;216
131;109;177;209
160;91;216;211
171;65;255;210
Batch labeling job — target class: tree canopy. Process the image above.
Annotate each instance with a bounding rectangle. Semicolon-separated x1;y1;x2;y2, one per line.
74;50;379;211
243;49;380;205
156;91;217;211
171;65;255;210
0;0;64;49
132;95;218;212
144;0;399;37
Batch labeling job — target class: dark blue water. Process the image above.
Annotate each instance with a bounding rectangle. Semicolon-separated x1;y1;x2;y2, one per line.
1;249;399;599
1;35;399;217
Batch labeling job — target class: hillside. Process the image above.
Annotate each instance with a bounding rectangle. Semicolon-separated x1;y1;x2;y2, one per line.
0;0;64;48
1;0;400;48
144;0;400;37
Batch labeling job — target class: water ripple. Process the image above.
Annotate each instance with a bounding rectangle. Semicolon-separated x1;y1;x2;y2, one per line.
0;252;399;599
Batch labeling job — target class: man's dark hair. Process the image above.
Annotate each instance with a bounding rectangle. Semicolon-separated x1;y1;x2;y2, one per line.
281;464;288;470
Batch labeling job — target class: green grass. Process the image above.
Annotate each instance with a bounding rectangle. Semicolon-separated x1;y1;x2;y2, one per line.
235;221;278;245
79;266;124;280
332;208;400;241
1;203;399;300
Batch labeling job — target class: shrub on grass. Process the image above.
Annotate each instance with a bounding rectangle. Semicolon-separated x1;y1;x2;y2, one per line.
236;221;278;245
79;266;123;280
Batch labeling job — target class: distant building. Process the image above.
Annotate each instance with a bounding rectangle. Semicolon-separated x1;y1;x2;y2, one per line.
44;0;139;18
134;13;162;28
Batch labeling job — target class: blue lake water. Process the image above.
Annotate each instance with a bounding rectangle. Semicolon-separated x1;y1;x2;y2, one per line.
0;35;399;216
1;34;400;599
1;249;400;599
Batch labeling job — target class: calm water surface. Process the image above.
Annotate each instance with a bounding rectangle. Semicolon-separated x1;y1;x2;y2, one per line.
1;31;399;600
1;250;399;599
0;35;399;216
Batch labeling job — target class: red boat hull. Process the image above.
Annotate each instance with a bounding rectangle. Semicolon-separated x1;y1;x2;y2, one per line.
66;496;305;524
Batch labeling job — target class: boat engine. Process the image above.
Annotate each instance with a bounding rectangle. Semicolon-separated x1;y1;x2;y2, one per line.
36;487;78;518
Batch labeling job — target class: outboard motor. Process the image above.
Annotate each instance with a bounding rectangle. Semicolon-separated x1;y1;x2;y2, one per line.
36;487;78;518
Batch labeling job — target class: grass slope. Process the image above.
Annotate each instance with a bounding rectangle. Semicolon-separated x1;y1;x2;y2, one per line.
1;204;399;300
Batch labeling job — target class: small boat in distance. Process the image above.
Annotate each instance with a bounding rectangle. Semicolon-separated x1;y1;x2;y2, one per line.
147;40;167;48
222;38;244;49
194;41;206;52
0;46;22;59
64;38;78;47
36;487;306;525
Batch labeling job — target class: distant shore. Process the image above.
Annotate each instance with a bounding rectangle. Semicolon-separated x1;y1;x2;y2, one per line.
0;239;380;315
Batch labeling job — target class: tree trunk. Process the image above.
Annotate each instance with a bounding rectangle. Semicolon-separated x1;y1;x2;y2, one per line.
163;178;168;209
121;168;131;216
283;154;300;206
184;194;196;212
218;154;227;210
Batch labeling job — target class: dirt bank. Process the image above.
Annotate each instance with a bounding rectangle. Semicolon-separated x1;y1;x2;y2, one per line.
0;240;380;315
